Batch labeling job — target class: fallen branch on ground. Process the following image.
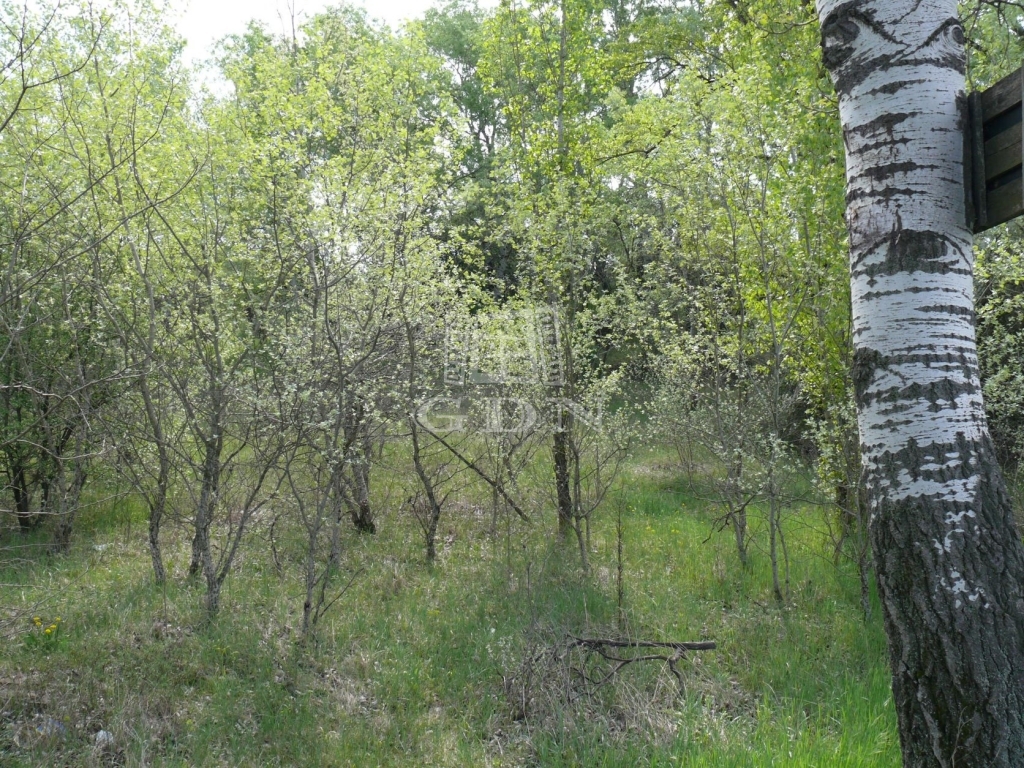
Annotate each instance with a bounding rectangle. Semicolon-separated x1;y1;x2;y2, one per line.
567;635;716;691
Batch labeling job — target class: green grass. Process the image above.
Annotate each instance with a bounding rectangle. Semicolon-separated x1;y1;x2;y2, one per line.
0;449;899;766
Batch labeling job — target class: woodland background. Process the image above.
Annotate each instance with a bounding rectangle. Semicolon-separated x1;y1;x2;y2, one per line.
0;0;1022;764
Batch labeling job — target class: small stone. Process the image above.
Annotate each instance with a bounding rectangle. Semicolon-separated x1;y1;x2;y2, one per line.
34;716;67;739
94;729;114;748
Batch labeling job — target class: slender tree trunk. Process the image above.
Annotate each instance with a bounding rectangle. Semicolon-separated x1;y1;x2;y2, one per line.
148;468;168;586
732;506;747;566
553;425;573;540
50;457;86;555
769;493;783;604
131;254;173;575
189;435;221;579
552;0;575;545
146;460;167;585
410;417;443;565
204;569;221;617
141;381;169;584
328;470;346;567
10;458;36;531
817;2;1024;763
195;446;222;618
352;424;375;534
404;316;443;564
302;516;319;637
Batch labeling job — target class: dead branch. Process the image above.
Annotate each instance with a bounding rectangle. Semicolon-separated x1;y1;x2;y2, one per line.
566;635;716;693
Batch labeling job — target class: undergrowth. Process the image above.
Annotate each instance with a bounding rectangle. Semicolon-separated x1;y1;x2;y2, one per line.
0;449;899;766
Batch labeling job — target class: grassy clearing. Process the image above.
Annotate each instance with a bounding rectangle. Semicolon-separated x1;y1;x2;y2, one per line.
0;450;898;766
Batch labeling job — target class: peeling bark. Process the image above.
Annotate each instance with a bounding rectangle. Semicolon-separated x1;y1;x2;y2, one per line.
817;1;1024;764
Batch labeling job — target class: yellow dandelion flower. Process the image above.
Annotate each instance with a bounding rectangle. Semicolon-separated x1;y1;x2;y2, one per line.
33;617;41;626
44;628;52;635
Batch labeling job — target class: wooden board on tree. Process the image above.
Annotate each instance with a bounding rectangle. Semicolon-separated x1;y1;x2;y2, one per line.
968;66;1024;232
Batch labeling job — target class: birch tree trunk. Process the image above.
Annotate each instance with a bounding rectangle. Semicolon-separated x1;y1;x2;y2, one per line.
816;1;1024;764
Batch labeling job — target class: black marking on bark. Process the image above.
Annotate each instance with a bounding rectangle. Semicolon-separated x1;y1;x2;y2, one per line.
860;288;905;301
855;264;972;280
945;333;982;347
846;186;918;205
873;439;915;491
871;416;977;435
861;229;956;280
866;350;977;383
850;136;912;157
860;377;981;410
821;17;859;73
954;431;975;478
849;112;914;139
852;346;887;406
854;160;933;183
817;0;861;33
820;3;905;95
869;434;983;494
865;78;927;97
860;285;963;301
907;53;967;74
914;304;975;318
819;1;864;71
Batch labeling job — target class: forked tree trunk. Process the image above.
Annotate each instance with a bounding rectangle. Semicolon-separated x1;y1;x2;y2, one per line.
340;401;376;534
817;2;1024;764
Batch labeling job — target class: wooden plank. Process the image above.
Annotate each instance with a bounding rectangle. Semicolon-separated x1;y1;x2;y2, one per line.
985;168;1023;228
986;190;1022;227
984;133;1022;180
983;119;1021;157
981;67;1023;121
983;101;1022;142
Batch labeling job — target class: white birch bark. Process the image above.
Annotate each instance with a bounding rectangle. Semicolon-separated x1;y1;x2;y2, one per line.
816;1;1024;765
